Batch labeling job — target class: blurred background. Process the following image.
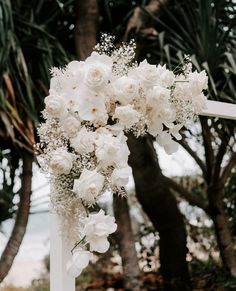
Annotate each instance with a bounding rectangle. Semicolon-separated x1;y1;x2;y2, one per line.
0;0;236;290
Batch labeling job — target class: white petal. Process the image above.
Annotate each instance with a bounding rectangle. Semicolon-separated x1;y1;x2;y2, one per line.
164;140;179;155
90;236;110;253
72;250;91;269
66;260;82;278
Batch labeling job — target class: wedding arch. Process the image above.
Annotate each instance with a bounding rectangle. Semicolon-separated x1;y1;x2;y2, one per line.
37;38;236;291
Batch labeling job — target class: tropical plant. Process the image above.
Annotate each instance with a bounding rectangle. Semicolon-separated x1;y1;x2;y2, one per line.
100;0;236;283
144;0;236;277
0;0;73;282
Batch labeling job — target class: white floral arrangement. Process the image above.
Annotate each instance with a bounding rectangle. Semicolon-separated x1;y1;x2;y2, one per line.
38;34;208;277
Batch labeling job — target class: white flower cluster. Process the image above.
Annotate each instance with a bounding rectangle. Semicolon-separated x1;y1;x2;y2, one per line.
38;35;208;277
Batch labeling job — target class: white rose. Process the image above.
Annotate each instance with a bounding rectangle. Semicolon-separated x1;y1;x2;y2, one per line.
66;249;92;278
84;52;112;88
49;148;73;175
156;64;175;87
113;105;140;128
85;66;109;88
71;127;95;154
73;169;104;204
77;89;108;126
113;76;139;105
147;86;171;106
111;167;132;187
129;60;159;88
62;116;81;137
192;93;207;113
67;60;85;76
95;132;130;169
189;70;208;95
147;116;163;136
44;94;67;118
83;210;117;253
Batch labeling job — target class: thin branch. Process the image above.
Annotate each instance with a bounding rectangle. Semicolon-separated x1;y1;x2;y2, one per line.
163;176;208;212
199;117;214;183
221;153;236;185
178;138;207;178
212;134;230;182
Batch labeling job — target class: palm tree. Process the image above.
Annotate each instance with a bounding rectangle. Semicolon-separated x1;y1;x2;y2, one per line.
145;0;236;277
0;0;72;281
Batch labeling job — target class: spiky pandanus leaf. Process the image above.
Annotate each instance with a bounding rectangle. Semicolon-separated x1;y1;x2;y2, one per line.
0;0;73;152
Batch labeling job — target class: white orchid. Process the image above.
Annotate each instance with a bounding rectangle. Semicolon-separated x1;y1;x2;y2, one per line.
77;88;108;126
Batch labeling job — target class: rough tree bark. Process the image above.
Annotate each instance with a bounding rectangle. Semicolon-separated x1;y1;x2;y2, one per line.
128;135;191;291
170;118;236;277
113;196;143;291
74;0;99;61
208;185;236;277
0;154;33;282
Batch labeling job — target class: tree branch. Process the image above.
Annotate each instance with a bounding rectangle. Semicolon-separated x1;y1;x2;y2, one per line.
163;176;208;212
212;134;230;182
220;153;236;185
178;138;207;178
199;117;214;183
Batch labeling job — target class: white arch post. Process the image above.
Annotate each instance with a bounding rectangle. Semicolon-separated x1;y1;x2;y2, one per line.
50;100;236;291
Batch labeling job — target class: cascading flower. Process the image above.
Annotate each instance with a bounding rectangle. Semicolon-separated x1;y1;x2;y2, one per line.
38;34;208;278
73;169;105;204
49;148;73;175
66;249;92;278
83;210;117;253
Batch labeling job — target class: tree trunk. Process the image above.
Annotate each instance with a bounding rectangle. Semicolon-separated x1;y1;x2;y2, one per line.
74;0;99;61
0;154;33;282
128;135;191;291
74;1;145;288
113;195;143;291
208;186;236;277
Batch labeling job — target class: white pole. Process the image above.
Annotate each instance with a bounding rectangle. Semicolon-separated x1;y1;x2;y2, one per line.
50;213;75;291
202;100;236;120
49;100;236;291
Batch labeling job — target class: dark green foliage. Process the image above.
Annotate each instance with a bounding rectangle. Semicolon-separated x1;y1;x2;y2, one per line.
0;0;73;145
190;257;236;290
0;0;74;224
157;0;236;103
